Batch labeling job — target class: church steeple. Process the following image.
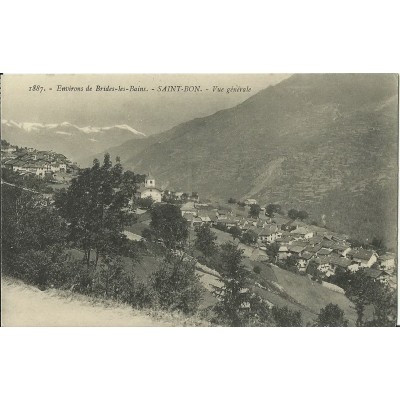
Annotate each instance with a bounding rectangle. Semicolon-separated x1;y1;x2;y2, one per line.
145;173;155;188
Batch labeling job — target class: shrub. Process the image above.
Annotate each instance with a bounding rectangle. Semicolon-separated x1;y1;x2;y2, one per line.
316;303;349;327
253;265;261;274
272;306;302;327
150;258;204;315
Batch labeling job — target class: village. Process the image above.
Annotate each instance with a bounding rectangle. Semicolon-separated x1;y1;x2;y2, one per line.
1;141;397;299
133;173;397;293
1;140;78;185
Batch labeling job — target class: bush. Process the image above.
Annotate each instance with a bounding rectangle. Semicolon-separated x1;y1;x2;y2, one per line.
253;265;261;274
13;246;71;290
241;229;258;245
142;228;154;241
150;258;204;315
316;303;349;327
117;274;156;309
272;306;302;327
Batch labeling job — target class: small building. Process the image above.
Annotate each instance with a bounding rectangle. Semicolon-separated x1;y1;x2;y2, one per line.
258;225;278;243
136;174;162;203
244;199;257;205
278;246;289;260
364;268;390;284
297;251;314;273
287;244;305;257
348;249;378;268
181;201;197;217
378;253;396;272
291;226;314;239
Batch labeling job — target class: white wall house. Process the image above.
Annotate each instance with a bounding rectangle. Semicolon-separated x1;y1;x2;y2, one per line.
348;249;378;268
136;174;162;203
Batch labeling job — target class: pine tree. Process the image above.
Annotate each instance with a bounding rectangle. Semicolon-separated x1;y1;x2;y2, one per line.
213;242;251;326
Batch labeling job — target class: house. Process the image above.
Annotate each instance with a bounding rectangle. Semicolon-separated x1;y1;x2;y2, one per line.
135;174;163;203
278;246;289;260
244;199;257;205
297;251;314;273
315;256;336;278
326;241;352;257
288;219;308;229
348;249;378;268
328;254;352;270
258;225;278;243
287;244;305;256
183;214;202;227
364;268;390;284
308;235;324;246
378;253;396;272
316;247;333;257
197;211;214;224
291;226;314;239
181;201;197;217
2;147;16;153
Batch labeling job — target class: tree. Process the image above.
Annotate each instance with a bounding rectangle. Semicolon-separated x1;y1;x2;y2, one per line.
253;265;261;274
151;257;203;314
316;303;348;327
241;229;258;245
195;224;217;257
345;270;396;326
229;226;242;241
54;154;135;269
249;204;261;218
2;183;67;278
306;258;320;279
266;242;280;261
228;197;237;204
266;203;281;217
271;306;302;327
142;228;154;241
297;210;309;221
150;203;188;249
282;254;299;273
213;242;251;326
288;209;298;220
137;196;154;209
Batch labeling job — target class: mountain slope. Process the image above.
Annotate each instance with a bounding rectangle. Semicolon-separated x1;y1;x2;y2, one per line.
92;74;399;247
1;120;146;162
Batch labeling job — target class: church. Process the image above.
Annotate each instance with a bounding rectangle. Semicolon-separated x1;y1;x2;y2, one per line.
136;174;163;203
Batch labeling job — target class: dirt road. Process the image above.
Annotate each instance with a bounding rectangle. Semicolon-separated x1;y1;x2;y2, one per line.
1;278;191;327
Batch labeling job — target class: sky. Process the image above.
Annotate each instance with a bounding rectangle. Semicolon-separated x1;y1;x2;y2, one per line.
2;74;289;135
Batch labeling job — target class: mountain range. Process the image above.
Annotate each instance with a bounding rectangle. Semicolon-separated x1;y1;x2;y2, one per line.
1;120;146;162
99;74;398;247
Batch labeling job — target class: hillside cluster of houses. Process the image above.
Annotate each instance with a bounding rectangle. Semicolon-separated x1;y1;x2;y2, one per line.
179;199;397;290
1;144;75;178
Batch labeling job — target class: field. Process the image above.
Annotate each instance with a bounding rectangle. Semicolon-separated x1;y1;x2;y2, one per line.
208;226;357;325
269;265;357;325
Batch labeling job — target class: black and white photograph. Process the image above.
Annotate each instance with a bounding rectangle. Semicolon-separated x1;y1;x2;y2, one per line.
1;73;398;327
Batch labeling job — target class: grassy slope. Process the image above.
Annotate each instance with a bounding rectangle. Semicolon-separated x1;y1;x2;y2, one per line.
210;226;358;325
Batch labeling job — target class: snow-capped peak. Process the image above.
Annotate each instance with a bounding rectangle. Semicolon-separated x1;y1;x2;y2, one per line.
113;124;146;136
2;120;147;137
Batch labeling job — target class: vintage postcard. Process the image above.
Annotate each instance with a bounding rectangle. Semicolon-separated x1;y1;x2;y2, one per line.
1;73;398;327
